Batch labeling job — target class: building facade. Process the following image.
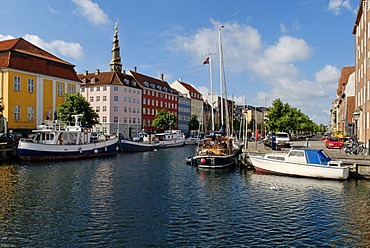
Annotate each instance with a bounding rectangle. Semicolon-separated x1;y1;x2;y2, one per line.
353;0;370;145
79;23;142;138
177;94;191;134
0;38;81;134
128;69;178;132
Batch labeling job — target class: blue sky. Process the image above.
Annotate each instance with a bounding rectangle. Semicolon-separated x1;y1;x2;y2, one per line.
0;0;358;125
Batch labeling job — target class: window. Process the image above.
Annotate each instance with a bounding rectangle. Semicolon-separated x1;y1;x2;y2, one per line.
114;86;119;91
113;117;118;123
90;87;94;92
90;96;94;102
124;117;127;123
102;106;106;112
96;106;100;112
103;96;107;101
27;79;34;92
27;106;34;120
97;86;100;91
14;76;21;91
58;84;63;96
124;107;127;112
114;106;118;112
14;105;21;120
103;86;107;91
114;96;118;101
103;116;107;123
96;96;100;102
81;88;85;92
69;85;74;94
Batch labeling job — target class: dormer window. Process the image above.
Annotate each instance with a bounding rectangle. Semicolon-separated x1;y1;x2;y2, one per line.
131;81;136;86
124;79;129;85
91;78;95;84
150;83;155;89
143;81;149;87
156;85;161;90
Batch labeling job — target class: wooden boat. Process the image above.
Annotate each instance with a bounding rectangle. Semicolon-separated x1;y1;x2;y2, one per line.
192;132;240;169
120;132;159;152
17;114;119;160
249;147;349;180
155;130;185;148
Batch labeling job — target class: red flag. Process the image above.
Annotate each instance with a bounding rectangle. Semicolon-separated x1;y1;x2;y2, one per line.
203;56;209;65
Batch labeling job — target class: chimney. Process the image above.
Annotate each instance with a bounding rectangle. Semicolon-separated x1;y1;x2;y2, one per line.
134;66;137;72
161;73;164;81
95;69;100;75
123;70;126;74
84;70;88;76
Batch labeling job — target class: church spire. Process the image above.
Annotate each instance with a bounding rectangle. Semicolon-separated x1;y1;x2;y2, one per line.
110;22;122;72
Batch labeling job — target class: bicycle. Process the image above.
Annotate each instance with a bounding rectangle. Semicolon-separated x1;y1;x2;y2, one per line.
340;142;368;155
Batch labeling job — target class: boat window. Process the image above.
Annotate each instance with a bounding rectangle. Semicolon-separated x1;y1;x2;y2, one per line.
289;151;304;157
266;155;285;161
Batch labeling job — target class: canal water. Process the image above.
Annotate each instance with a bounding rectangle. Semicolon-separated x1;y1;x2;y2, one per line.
0;145;369;247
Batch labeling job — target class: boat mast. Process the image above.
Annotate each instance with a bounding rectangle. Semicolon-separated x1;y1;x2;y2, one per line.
218;25;224;131
209;53;215;131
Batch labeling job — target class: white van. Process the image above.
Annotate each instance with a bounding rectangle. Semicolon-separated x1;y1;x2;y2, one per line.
275;132;290;148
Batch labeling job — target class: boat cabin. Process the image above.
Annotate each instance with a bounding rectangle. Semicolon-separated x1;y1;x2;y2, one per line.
265;148;341;166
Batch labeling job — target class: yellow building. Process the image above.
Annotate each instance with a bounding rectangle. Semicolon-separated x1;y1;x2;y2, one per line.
0;38;81;134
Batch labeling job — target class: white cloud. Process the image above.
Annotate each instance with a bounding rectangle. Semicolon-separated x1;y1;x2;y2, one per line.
72;0;110;26
23;34;84;60
328;0;356;15
0;34;15;40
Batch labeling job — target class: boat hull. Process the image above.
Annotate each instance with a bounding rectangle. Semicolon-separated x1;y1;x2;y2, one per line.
120;139;159;152
159;140;185;148
194;153;238;169
249;156;349;180
17;138;119;160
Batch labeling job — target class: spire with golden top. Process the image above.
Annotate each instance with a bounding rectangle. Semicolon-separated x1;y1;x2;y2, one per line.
110;22;122;72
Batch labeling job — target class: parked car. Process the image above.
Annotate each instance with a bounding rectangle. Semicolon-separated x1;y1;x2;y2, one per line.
325;136;344;149
275;132;290;148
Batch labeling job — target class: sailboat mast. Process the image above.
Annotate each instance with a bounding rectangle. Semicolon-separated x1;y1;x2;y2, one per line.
209;53;215;131
218;26;224;129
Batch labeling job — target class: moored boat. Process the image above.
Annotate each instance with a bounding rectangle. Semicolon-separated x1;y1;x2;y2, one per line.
249;147;349;180
17;114;119;160
155;130;185;148
120;132;159;152
193;131;240;169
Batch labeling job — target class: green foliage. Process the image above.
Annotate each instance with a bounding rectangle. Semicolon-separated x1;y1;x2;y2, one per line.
188;115;199;131
265;98;320;133
57;93;99;127
152;108;177;130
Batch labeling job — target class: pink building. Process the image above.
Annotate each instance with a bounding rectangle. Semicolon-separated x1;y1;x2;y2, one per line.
79;23;142;138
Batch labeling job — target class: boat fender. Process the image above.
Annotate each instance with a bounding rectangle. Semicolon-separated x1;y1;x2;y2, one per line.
94;149;98;153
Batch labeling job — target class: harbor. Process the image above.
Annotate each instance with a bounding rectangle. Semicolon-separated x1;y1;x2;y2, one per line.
0;145;369;247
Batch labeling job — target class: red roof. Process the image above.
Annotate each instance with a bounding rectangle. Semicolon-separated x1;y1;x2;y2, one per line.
0;37;80;82
178;80;203;100
129;70;178;94
78;70;141;89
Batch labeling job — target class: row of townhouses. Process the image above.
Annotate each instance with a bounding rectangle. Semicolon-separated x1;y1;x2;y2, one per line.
0;23;247;139
331;0;370;147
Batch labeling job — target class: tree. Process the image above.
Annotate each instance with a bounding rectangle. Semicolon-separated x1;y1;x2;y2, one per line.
188;115;199;131
57;93;99;127
152;108;177;130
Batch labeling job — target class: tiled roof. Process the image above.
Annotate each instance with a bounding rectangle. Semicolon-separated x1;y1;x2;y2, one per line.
0;38;80;82
78;70;141;89
128;70;177;94
178;81;203;100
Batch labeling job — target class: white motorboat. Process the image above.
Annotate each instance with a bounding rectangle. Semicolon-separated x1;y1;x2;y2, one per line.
249;147;349;180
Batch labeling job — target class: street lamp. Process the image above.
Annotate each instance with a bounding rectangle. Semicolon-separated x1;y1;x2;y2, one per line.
353;110;361;138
